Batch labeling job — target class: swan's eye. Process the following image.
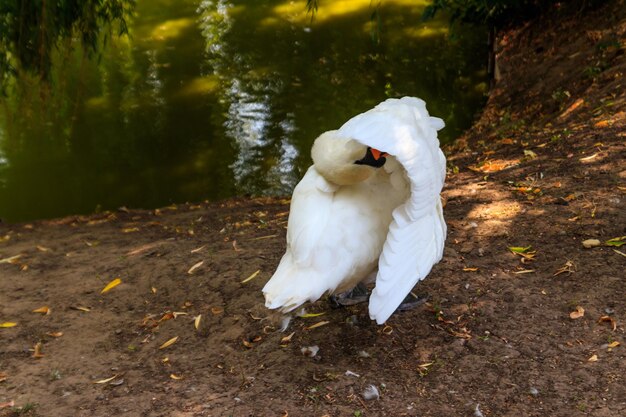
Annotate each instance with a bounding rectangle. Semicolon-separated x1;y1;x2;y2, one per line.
355;147;387;168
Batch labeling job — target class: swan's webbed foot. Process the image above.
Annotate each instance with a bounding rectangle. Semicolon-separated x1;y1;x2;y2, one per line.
396;292;429;312
329;283;369;307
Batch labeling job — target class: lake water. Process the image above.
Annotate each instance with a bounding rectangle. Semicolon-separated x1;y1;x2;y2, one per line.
0;0;487;222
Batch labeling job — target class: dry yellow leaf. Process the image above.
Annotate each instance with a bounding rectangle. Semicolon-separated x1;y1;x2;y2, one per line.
0;322;17;328
159;336;179;350
122;227;140;233
32;342;44;358
187;260;204;274
211;306;224;315
172;312;188;318
194;315;201;330
598;315;617;331
170;374;183;380
305;321;330;330
281;332;295;344
46;331;63;337
190;245;206;253
101;278;122;294
0;254;21;264
93;374;119;384
607;341;620;349
588;354;598;362
241;269;261;283
570;306;585;319
151;287;157;294
72;306;91;312
463;267;479;272
32;306;50;315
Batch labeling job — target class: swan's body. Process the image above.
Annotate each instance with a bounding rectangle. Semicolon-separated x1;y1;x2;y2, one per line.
263;97;447;324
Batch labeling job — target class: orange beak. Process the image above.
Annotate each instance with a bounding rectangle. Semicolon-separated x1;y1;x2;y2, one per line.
370;148;389;160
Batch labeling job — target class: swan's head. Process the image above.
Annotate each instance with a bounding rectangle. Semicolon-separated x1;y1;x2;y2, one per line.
311;130;388;186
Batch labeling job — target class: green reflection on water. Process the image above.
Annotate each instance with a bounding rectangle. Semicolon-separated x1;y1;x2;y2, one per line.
0;0;487;222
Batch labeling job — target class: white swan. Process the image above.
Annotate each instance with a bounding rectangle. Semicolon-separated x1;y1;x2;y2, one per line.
263;97;447;324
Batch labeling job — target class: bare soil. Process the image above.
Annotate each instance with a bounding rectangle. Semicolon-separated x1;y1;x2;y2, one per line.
1;2;625;416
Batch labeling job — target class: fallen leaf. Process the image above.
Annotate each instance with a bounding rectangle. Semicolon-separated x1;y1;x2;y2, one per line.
32;342;44;358
305;321;330;330
253;234;278;241
46;332;63;337
553;261;575;276
0;401;15;409
299;312;326;318
0;322;17;328
0;254;22;264
570;306;585;319
582;239;601;248
588;354;598;362
101;278;122;294
93;374;119;384
605;236;626;247
187;260;204;274
523;149;538;159
190;245;206;253
579;153;599;162
211;307;224;315
0;372;7;382
241;269;261;283
159;336;179;350
194;315;201;330
127;242;164;256
151;287;157;294
170;374;183;380
36;245;51;252
598;316;617;331
281;332;295;344
508;246;533;254
71;306;91;312
607;341;620;349
508;246;536;259
242;339;254;348
172;312;188;318
463;267;479;272
32;306;51;315
122;227;140;233
513;269;535;274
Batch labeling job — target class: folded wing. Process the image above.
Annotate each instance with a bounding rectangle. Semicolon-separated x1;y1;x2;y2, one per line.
337;97;447;324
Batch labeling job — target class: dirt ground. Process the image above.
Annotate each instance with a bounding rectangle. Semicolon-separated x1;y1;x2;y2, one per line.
1;2;625;416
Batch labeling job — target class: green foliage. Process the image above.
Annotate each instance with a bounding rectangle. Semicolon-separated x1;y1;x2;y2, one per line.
422;0;607;29
422;0;549;28
0;0;134;94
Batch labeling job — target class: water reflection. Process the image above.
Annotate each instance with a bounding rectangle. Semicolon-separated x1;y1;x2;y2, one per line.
0;0;487;222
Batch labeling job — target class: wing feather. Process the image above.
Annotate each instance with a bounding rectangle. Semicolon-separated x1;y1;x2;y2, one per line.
337;97;447;324
286;167;337;266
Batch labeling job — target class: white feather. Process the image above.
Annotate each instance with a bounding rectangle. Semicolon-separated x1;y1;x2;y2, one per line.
263;97;447;324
